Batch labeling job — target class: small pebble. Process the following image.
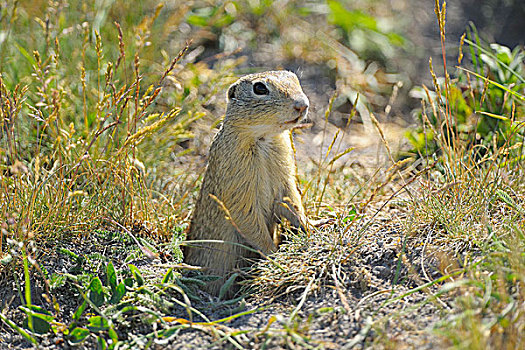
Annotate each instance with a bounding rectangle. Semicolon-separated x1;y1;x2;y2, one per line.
372;266;387;276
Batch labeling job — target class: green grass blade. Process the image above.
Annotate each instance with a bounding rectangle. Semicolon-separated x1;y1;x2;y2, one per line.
457;66;525;102
0;312;38;345
464;38;525;83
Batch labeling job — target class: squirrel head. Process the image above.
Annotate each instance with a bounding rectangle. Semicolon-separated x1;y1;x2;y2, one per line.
224;71;309;137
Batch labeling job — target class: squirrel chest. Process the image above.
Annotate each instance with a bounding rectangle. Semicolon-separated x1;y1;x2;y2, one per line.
207;128;295;229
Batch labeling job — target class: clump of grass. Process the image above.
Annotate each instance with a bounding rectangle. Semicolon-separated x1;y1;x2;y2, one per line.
0;1;239;346
0;1;244;249
401;1;525;348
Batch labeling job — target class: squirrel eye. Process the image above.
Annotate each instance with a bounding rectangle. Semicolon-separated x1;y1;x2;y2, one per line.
253;82;269;95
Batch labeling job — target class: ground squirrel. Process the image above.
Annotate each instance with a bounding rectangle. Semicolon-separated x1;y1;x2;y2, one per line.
184;70;309;296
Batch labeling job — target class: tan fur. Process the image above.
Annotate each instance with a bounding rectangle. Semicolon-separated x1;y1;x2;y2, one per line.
184;71;309;295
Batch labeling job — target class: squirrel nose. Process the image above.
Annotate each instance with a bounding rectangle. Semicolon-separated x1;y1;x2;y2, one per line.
294;99;309;114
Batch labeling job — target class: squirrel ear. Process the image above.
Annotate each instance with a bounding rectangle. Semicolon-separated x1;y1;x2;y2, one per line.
227;84;237;100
